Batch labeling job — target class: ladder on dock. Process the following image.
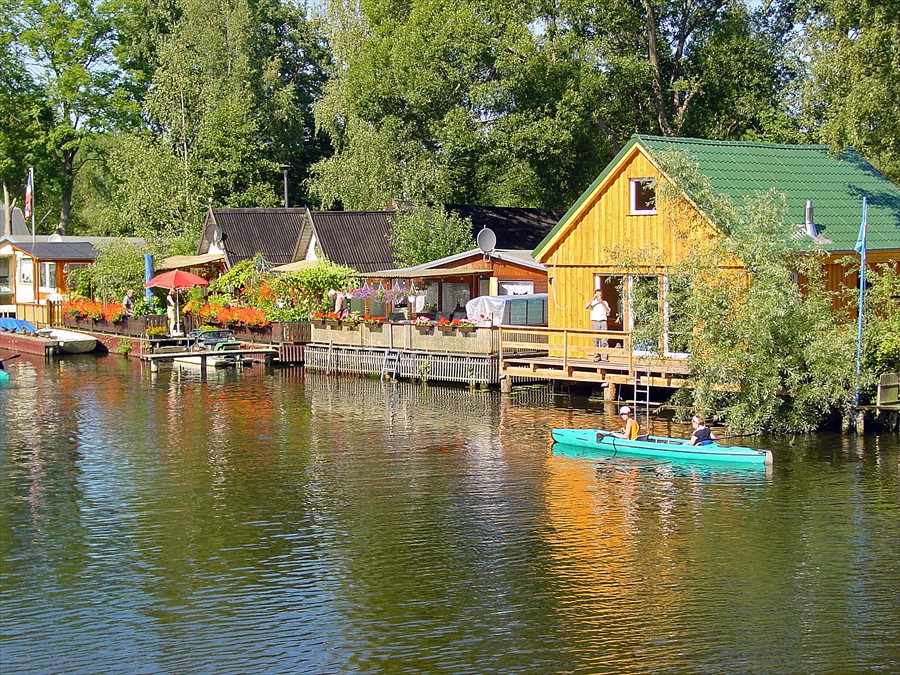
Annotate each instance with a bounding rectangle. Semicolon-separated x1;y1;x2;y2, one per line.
381;349;400;380
633;368;652;421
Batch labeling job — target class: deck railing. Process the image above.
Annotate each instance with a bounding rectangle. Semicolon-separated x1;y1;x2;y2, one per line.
499;325;635;368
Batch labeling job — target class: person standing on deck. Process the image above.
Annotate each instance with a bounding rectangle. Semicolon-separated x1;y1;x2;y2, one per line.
166;289;177;335
122;289;135;316
612;406;640;440
585;288;611;361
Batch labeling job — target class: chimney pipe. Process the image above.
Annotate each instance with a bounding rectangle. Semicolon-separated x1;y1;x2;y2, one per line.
281;165;290;208
805;200;817;237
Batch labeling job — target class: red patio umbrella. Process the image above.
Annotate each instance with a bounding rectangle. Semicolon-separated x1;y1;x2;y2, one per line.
144;269;209;335
144;269;209;290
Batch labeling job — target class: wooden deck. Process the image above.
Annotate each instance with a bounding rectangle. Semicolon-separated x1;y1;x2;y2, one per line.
499;326;692;387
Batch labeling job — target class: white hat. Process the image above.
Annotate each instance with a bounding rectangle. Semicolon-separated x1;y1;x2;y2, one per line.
619;406;632;415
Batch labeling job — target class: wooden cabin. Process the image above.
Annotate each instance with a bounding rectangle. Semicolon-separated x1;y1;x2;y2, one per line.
0;235;147;323
357;248;548;319
531;135;900;357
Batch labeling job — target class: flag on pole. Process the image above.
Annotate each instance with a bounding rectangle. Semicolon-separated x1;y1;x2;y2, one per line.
854;197;868;408
23;168;34;220
854;197;867;254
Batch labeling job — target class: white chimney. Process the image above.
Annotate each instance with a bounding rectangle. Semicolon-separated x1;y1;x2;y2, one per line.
805;200;817;237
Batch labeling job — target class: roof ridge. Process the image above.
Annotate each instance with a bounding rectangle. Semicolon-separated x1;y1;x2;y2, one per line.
634;134;834;152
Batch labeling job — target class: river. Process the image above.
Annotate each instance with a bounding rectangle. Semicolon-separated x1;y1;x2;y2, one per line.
1;353;898;674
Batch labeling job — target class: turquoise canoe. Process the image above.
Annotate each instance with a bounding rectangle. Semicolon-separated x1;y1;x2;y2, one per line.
0;369;8;385
551;428;773;466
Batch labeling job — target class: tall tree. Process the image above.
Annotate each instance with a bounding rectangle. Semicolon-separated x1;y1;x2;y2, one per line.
9;0;131;234
312;0;799;212
798;0;900;182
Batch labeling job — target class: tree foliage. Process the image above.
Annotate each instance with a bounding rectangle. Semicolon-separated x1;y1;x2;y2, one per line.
69;238;148;302
798;0;900;182
658;152;859;433
388;204;475;267
310;0;799;211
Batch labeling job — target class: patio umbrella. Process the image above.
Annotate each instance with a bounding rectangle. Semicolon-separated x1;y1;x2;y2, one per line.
144;269;209;335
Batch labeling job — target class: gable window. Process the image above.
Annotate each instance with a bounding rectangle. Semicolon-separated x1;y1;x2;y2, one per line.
630;178;656;215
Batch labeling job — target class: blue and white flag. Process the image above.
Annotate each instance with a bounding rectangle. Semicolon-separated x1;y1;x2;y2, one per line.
854;197;868;254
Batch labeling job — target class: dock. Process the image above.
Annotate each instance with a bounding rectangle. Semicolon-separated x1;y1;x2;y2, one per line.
141;347;279;371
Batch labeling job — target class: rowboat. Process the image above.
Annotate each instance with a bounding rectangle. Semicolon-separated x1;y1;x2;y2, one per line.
551;428;773;466
46;329;98;354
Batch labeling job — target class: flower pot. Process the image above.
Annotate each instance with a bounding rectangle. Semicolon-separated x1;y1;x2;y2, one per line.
458;327;475;334
437;326;455;333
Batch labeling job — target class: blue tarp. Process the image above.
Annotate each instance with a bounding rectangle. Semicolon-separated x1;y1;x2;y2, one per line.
0;318;37;333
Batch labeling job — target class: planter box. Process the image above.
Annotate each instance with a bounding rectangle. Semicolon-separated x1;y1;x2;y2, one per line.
309;323;498;354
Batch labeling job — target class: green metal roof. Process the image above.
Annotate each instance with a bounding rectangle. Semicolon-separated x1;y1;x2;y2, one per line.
534;135;900;255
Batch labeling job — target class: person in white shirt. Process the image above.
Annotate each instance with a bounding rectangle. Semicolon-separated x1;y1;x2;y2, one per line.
585;288;611;362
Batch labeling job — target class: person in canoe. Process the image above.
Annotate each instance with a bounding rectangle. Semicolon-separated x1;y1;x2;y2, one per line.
687;415;715;446
612;405;640;440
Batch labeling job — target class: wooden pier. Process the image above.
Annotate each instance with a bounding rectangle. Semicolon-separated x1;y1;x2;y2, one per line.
499;326;692;388
141;347;279;371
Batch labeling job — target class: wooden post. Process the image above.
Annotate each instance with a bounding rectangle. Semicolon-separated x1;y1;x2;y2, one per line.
855;409;865;434
604;381;616;401
500;374;512;394
150;359;158;373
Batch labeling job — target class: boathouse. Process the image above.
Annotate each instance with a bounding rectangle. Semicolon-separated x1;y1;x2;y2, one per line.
499;135;900;391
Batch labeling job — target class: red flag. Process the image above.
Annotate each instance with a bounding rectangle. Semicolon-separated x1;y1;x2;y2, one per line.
23;169;33;220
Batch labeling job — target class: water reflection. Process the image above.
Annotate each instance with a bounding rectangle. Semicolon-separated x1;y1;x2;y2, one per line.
0;356;898;673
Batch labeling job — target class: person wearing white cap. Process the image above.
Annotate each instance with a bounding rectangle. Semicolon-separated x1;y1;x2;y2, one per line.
612;405;640;440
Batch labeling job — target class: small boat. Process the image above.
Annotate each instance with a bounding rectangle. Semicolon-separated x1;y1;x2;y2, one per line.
551;428;773;466
0;369;9;385
174;330;251;369
46;329;98;354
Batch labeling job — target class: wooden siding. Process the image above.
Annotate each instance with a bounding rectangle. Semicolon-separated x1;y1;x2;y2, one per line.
540;143;898;329
434;255;547;293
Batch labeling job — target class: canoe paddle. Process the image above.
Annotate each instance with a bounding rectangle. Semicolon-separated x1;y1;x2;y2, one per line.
0;354;21;364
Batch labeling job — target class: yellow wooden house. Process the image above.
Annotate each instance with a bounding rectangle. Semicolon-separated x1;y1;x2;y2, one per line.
498;135;900;389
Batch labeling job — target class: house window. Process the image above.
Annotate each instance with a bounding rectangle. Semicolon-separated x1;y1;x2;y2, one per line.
499;280;533;296
630;178;656;215
19;258;33;284
0;257;10;288
441;282;470;313
39;262;57;290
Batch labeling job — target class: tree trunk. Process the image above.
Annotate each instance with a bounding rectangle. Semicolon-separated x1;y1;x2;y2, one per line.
58;180;74;235
643;0;673;136
2;182;10;236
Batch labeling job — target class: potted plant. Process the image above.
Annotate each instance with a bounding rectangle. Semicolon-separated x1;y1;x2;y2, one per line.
412;315;434;332
324;312;341;326
452;318;476;333
342;313;362;329
309;312;326;326
436;317;455;333
363;315;386;330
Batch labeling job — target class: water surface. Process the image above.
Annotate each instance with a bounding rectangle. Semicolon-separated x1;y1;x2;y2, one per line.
1;353;898;673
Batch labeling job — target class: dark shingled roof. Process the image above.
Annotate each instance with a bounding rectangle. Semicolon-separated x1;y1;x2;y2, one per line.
445;205;563;250
201;208;309;267
309;211;397;273
11;242;98;261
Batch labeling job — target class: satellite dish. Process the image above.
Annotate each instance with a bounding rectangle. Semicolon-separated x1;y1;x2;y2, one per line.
48;233;63;242
211;225;225;247
476;227;496;254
